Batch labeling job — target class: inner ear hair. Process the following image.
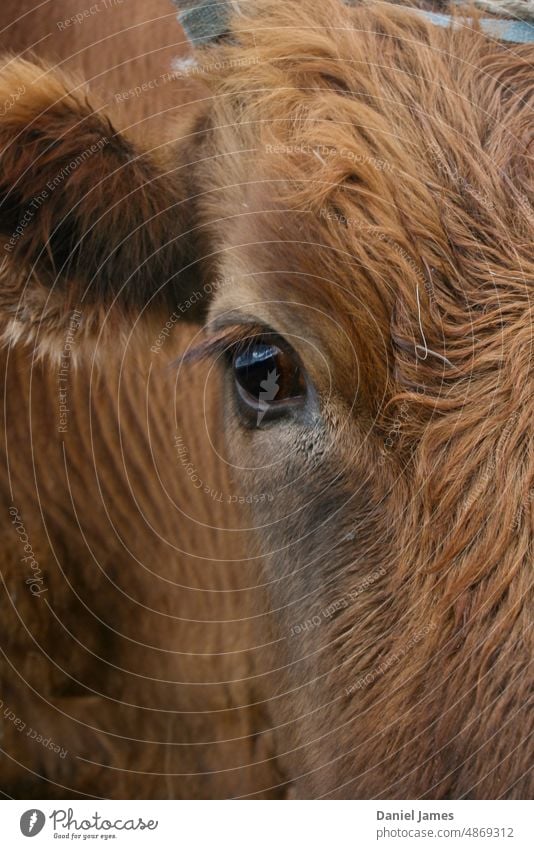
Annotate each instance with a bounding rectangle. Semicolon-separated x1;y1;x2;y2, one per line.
0;56;208;355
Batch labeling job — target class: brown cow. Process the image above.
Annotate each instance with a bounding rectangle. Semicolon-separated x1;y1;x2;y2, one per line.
0;0;533;799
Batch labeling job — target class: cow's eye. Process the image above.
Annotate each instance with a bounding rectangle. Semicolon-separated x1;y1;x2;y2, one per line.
230;336;306;426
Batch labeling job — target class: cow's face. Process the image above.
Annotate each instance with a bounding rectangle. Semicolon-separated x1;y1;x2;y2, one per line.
0;0;532;797
184;0;534;795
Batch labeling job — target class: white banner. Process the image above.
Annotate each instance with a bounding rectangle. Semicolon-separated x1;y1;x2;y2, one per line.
1;800;533;848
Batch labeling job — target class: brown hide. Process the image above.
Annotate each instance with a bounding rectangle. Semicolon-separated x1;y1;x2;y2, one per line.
0;0;284;799
0;0;532;800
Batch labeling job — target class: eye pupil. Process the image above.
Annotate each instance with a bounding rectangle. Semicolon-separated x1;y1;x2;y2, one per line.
234;343;280;399
231;337;305;425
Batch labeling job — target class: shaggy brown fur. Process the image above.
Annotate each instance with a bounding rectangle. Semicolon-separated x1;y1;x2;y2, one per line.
0;1;283;799
0;0;533;798
192;0;534;798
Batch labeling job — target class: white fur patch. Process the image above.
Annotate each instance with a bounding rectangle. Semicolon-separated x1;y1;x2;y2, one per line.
171;55;198;74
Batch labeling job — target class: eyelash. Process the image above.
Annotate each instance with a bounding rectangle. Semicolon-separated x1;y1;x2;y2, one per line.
183;324;277;366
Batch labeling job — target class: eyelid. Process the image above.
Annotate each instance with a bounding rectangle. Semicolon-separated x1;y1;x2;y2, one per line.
183;322;278;365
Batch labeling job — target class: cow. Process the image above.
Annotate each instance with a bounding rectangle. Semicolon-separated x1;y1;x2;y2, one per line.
0;0;532;799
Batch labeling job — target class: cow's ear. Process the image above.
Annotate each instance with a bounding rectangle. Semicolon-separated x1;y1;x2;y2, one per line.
0;57;209;356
